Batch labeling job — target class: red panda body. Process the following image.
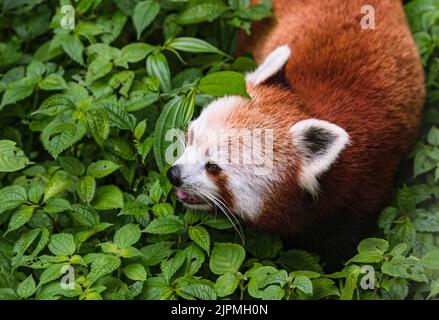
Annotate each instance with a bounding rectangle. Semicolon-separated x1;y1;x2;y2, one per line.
238;0;425;264
169;0;425;268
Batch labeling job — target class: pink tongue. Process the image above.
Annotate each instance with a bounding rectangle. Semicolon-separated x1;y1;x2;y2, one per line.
176;190;190;200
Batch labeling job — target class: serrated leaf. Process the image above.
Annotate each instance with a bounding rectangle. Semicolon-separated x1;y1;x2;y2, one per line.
62;35;84;65
144;215;183;234
17;275;36;299
48;233;76;256
86;107;110;146
86;160;120;178
0;140;32;172
210;243;245;275
7;205;34;233
38;73;68;91
77;176;96;204
0;78;34;109
71;204;100;227
33;94;75;116
43;171;71;202
291;275;313;295
87;254;121;282
114;223;141;248
86;57;113;84
215;272;239;297
188;226;210;253
0;185;27;214
92;185;124;210
58;156;85;176
177;1;227;25
41;120;86;159
161;250;186;281
124;263;147;281
43;197;71;214
39;263;68;287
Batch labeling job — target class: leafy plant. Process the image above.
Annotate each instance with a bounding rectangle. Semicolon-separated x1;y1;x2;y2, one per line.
0;0;438;300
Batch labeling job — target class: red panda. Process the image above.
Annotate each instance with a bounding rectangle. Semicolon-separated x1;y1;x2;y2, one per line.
167;0;425;267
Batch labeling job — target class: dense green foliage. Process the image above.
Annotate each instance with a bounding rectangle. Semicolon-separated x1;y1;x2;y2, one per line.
0;0;438;300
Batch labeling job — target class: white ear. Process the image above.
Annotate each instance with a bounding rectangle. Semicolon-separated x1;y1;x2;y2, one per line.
246;45;291;85
290;119;350;195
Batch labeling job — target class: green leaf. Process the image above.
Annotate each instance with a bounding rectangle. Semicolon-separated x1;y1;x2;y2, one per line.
427;126;439;146
0;140;32;172
177;282;217;300
277;249;323;273
7;205;34;233
38;263;67;287
58;156;85;176
215;272;239;297
167;37;225;55
92;185;124;210
41;120;86;159
43;171;71;202
71;204;100;227
33;94;75;116
86;107;110;146
146;52;171;92
13;228;41;257
428;279;439;300
161;250;186;280
188;226;210;253
357;238;389;253
134;120;147;141
62;35;85;65
0;185;27;214
210;243;245;275
151;203;174;216
77;176;96;204
17;275;36;299
86;160;120;178
87;254;121;282
48;233;76;256
44;197;71;214
421;249;439;270
114;223;141;248
132;1;160;40
0;78;34;109
153;96;193;170
177;1;227;25
291;275;313;295
86;57;113;84
124;263;147;281
141;241;174;266
198;71;249;98
117;43;153;65
381;256;428;282
38;73;68;91
144;215;184;234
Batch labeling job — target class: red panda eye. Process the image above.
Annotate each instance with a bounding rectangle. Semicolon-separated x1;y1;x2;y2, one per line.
205;162;221;174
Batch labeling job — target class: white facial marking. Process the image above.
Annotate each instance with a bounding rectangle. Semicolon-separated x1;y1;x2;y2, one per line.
246;45;291;85
290;119;350;195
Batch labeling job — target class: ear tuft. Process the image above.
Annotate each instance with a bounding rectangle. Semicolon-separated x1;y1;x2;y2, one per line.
246;45;291;85
290;119;350;195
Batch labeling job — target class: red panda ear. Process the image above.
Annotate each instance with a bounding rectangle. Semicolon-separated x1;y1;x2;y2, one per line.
290;119;350;195
246;45;291;86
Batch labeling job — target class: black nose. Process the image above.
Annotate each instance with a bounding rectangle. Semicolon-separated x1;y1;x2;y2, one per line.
167;166;182;187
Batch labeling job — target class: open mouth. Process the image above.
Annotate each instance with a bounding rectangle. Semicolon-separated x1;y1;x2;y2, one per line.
176;189;208;206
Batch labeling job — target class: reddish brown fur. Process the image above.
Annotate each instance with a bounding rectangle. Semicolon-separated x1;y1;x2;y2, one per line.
235;0;425;265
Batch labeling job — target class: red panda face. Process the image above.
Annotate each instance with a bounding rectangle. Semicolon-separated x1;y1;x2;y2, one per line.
168;45;351;224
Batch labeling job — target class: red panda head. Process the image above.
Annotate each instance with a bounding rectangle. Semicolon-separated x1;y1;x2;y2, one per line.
167;45;350;224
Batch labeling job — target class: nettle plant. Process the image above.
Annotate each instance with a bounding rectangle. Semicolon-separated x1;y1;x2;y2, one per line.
0;0;438;300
